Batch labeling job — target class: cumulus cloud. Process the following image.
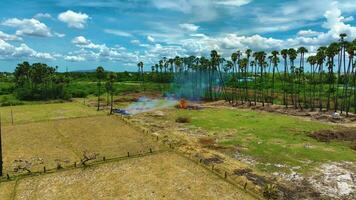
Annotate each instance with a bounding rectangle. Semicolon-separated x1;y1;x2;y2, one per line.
64;55;86;62
68;36;139;63
0;39;54;60
179;23;199;31
0;31;22;41
1;18;52;37
297;30;322;37
104;29;132;37
34;13;52;19
58;10;89;29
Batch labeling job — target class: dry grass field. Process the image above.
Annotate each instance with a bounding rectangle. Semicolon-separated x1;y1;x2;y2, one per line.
2;115;163;175
0;102;103;125
0;152;254;200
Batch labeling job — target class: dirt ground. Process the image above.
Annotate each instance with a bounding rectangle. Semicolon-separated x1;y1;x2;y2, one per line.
0;152;254;200
2;115;163;175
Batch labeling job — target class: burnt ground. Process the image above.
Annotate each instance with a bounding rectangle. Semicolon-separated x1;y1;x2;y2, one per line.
310;128;356;150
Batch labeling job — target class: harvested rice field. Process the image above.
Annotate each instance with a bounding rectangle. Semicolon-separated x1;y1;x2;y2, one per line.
0;152;254;200
1;115;163;175
0;102;103;125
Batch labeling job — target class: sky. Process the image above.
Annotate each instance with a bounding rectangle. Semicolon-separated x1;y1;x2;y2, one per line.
0;0;355;72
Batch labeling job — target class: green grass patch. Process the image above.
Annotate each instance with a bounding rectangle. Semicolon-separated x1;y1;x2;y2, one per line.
174;108;356;172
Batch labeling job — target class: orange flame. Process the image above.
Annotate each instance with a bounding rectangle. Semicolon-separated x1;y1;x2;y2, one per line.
179;99;188;109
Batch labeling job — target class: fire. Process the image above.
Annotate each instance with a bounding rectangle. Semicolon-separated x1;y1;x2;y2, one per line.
179;99;188;109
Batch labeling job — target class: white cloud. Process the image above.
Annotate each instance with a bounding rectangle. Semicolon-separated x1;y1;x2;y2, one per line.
0;39;54;60
179;23;199;32
34;13;52;19
72;36;91;45
104;29;132;37
214;0;252;7
58;10;89;29
0;31;22;41
68;36;139;63
297;30;322;37
64;55;86;62
130;40;140;45
54;32;66;38
72;36;103;49
147;35;155;43
1;18;52;37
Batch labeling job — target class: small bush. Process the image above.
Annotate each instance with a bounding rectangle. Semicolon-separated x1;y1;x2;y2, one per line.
175;116;191;123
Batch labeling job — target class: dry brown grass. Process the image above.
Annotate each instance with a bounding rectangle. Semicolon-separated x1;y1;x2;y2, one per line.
0;102;104;125
1;152;254;200
2;115;162;175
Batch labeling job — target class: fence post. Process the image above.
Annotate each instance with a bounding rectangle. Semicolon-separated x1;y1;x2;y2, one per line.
149;148;152;153
43;166;46;173
74;162;76;168
224;171;227;179
127;152;130;157
103;156;106;161
11;108;14;125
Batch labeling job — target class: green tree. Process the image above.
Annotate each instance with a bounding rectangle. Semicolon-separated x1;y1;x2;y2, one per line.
96;66;105;111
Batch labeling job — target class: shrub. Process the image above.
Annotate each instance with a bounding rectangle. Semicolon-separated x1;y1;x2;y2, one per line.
175;116;191;123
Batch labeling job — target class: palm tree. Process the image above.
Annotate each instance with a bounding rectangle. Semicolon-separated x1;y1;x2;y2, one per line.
336;34;347;112
271;50;280;104
343;41;355;115
307;55;317;110
137;61;144;84
96;66;105;111
281;49;289;107
325;43;339;111
288;48;298;108
231;52;238;104
108;73;117;114
297;47;308;109
316;47;327;111
245;49;252;105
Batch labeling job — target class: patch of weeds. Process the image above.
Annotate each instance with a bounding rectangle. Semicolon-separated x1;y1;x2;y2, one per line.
175;116;191;123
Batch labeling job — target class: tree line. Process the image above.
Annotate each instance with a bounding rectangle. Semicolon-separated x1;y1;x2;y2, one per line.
145;34;355;115
13;62;70;100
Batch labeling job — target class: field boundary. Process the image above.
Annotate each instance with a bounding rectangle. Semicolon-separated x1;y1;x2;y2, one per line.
0;148;169;183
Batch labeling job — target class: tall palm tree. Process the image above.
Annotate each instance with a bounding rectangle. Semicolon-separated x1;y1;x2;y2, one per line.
245;49;252;104
343;41;354;116
288;48;298;108
108;73;117;114
297;47;308;108
271;50;280;104
324;43;339;111
96;66;105;111
307;55;317;110
316;47;327;111
281;49;289;107
336;34;347;112
231;52;238;104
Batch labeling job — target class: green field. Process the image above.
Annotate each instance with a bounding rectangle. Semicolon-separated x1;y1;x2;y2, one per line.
173;108;355;172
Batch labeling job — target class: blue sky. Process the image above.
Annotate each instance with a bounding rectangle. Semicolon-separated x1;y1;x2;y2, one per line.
0;0;355;72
